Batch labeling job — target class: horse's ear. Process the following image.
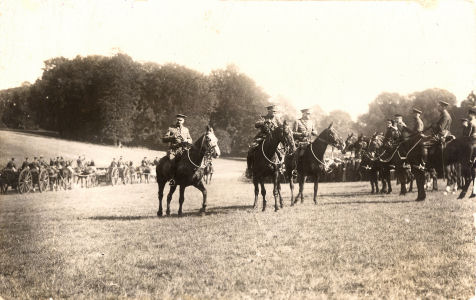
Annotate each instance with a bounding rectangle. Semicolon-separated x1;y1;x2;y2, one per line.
328;122;333;129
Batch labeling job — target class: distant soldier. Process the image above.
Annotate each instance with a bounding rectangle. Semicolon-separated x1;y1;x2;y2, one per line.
162;114;193;186
21;157;29;170
141;157;148;167
461;118;471;137
77;156;83;169
30;157;40;170
246;105;282;177
38;155;47;167
6;158;16;172
153;157;159;166
110;158;117;168
292;108;317;173
118;156;124;167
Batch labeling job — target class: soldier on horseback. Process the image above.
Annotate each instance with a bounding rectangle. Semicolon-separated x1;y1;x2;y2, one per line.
162;113;193;186
292;108;317;174
246;105;282;178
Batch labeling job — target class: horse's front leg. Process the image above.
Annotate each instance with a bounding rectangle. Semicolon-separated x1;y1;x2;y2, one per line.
272;170;279;212
253;178;259;209
157;180;166;217
289;174;295;206
166;184;177;216
178;185;186;216
313;175;319;205
277;181;283;209
260;181;267;212
194;179;207;214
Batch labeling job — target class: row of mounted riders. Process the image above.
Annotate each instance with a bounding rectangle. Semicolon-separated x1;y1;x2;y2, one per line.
245;121;476;213
0;161;155;194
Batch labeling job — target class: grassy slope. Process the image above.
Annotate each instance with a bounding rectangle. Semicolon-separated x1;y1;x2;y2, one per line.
0;157;475;299
0;130;164;168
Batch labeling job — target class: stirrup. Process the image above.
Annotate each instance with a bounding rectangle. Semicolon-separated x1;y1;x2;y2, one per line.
169;179;176;186
291;169;298;177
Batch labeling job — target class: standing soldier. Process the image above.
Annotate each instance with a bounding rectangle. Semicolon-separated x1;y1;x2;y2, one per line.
6;158;17;172
466;107;476;137
246;105;282;178
77;156;83;169
292;108;317;173
110;158;117;168
21;157;29;170
162;113;193;186
461;118;471;137
141;157;148;167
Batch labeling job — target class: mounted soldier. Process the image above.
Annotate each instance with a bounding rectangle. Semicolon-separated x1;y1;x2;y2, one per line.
246;105;282;177
427;100;453;145
383;119;400;149
162;113;193;186
467;107;476;138
292;108;317;174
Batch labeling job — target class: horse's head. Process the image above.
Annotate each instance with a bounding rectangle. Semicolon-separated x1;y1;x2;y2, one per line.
319;123;344;150
341;133;355;154
274;121;296;154
202;127;220;158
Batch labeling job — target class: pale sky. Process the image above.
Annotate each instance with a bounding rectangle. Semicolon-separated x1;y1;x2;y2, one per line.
0;0;475;119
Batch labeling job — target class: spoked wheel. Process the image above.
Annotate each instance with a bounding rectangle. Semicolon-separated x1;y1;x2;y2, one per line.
38;169;49;193
18;169;33;194
111;168;119;186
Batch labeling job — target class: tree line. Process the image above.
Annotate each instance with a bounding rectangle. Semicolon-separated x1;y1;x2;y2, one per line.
0;53;474;155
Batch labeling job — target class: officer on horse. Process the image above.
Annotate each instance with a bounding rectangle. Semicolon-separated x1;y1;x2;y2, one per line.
292;108;317;174
246;105;282;177
162;113;193;186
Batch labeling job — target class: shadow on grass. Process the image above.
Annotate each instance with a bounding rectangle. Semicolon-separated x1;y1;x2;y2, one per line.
320;199;416;206
86;205;254;220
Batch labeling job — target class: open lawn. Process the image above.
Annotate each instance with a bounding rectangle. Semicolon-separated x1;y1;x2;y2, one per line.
1;155;475;299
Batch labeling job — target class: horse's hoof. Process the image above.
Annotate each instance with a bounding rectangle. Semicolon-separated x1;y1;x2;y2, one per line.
166;210;170;216
415;197;425;202
469;193;476;198
386;190;392;195
458;192;466;199
314;201;317;205
399;192;405;196
157;210;163;217
274;207;279;212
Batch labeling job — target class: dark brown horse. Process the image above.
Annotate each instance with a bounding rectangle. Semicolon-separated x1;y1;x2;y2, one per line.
156;131;220;216
288;123;344;205
248;121;295;212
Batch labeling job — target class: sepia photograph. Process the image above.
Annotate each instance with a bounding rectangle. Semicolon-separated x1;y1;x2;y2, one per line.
0;0;475;298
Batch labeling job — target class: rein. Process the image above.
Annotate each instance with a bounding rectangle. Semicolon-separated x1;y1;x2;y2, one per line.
261;138;285;165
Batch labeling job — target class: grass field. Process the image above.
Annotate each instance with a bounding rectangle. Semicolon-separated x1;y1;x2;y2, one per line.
0;131;475;299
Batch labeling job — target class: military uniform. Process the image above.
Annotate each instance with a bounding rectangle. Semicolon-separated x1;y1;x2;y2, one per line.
291;109;317;173
250;114;282;149
246;105;282;178
461;119;471;137
433;109;452;138
21;159;29;170
383;121;400;147
163;114;193;186
163;124;193;159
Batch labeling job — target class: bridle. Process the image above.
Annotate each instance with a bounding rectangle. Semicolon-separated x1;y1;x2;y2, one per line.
186;132;219;169
261;124;294;166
